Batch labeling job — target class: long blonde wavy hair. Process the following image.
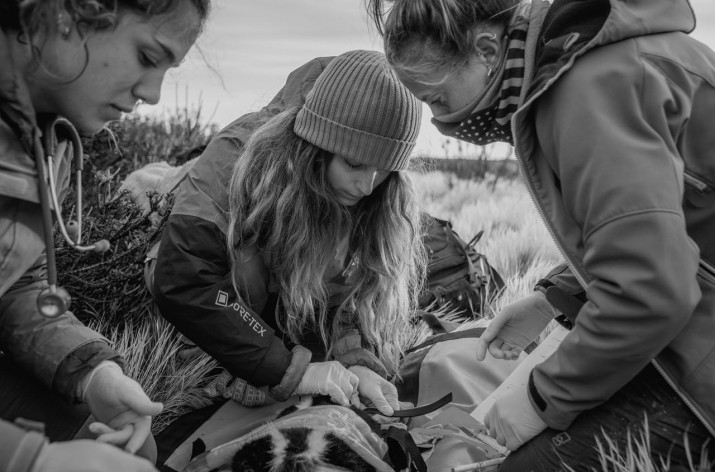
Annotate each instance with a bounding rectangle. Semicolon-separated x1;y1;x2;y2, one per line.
227;107;427;374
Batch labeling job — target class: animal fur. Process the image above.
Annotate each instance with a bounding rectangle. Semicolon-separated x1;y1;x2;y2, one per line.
231;396;380;472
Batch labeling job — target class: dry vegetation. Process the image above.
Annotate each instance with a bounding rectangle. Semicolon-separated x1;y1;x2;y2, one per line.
414;170;562;311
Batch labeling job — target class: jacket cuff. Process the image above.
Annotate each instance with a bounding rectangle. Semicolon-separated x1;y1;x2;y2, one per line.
331;329;388;378
52;340;124;403
527;370;572;430
0;419;47;472
268;346;312;401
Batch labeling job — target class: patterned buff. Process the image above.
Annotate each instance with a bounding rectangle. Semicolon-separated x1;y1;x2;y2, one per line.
433;20;529;146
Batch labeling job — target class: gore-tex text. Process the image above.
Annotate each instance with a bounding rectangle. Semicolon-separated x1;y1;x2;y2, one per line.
214;290;267;337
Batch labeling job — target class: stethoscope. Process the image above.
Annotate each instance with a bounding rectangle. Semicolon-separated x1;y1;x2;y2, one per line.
33;116;110;318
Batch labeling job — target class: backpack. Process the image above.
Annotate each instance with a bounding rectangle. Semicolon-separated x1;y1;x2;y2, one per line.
419;214;505;318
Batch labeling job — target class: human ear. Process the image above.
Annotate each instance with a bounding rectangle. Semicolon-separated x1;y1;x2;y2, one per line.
55;10;74;39
473;31;502;70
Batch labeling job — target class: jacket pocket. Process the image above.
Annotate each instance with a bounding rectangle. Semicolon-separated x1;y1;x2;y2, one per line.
683;169;714;208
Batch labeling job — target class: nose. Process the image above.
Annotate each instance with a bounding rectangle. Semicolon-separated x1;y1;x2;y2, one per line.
355;169;378;197
132;71;164;106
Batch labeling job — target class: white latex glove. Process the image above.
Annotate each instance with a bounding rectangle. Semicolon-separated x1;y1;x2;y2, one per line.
293;361;360;407
484;384;548;451
348;365;399;416
31;440;157;472
476;291;557;361
82;362;162;454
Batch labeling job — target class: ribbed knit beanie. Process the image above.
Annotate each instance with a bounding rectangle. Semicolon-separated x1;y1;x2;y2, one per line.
294;50;421;171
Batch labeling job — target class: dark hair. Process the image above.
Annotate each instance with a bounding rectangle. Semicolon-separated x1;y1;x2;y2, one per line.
368;0;521;75
1;0;210;36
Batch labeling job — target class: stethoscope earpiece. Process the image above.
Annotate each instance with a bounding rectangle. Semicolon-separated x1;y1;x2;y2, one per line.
66;219;79;242
37;286;71;318
91;239;111;253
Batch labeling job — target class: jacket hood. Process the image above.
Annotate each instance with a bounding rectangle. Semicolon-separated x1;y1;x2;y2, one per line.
0;26;38;150
0;28;70;205
529;0;696;100
545;0;695;49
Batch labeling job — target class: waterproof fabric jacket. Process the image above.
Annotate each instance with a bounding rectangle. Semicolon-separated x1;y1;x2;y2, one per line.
152;56;386;398
512;0;715;435
0;28;121;470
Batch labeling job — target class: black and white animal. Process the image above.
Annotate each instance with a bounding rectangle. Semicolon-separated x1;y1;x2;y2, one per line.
231;396;382;472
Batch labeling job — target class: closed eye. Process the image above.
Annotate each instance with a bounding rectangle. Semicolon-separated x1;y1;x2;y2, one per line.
343;158;364;170
139;52;159;68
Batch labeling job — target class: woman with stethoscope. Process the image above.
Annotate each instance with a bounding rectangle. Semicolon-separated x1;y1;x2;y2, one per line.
0;1;209;471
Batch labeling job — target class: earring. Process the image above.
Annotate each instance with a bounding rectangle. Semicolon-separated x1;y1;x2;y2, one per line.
487;66;493;79
57;14;71;38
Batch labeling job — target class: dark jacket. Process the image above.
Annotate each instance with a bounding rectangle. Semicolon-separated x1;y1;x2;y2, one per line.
152;57;386;400
513;0;715;435
0;27;122;470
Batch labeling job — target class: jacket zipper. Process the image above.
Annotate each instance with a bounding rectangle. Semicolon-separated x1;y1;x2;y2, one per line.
511;99;715;440
683;169;711;193
651;359;715;437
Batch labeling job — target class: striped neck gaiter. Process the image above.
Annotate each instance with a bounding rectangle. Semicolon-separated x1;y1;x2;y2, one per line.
432;10;531;146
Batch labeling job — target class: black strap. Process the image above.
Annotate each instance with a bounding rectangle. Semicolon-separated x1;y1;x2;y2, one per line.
406;327;485;354
383;426;428;472
544;285;584;328
364;392;453;418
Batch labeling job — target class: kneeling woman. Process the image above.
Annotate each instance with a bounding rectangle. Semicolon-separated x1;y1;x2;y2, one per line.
150;50;426;415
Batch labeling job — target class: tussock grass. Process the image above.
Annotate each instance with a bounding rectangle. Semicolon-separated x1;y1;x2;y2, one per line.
560;416;713;472
87;315;219;434
413;170;563;312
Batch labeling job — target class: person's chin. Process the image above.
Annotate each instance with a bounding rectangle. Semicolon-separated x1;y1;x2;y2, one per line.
83;106;124;133
339;197;360;207
76;115;115;136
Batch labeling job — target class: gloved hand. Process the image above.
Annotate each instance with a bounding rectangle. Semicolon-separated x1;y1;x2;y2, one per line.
348;365;399;416
476;291;557;361
82;361;162;455
484;384;548;451
293;361;360;407
31;440;157;472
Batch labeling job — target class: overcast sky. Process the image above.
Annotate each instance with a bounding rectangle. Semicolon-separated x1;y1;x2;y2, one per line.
153;0;715;158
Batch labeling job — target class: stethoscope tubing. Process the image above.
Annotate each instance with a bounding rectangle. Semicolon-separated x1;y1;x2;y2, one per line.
31;116;109;318
32;130;61;294
47;141;84;247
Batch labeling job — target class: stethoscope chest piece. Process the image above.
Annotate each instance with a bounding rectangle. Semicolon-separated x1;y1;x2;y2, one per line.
37;285;71;318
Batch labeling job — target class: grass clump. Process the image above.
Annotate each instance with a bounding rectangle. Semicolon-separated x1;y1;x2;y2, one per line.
86;316;218;434
561;417;713;472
